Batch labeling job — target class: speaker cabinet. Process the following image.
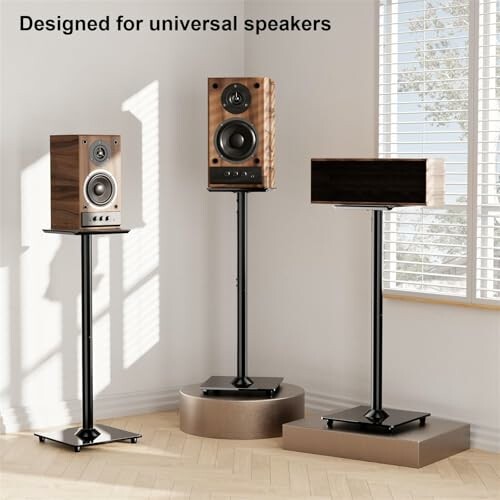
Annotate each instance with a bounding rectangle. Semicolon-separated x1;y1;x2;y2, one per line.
311;158;444;207
208;77;276;191
50;135;122;230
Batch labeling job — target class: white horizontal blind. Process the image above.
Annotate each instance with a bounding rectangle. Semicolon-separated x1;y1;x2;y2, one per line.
476;0;500;299
379;0;469;297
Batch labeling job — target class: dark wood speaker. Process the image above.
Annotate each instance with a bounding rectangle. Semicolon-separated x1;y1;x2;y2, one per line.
311;158;444;207
208;77;276;191
50;135;122;230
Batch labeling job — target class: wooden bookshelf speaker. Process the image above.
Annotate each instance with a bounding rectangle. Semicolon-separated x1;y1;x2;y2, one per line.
311;158;444;207
50;134;122;230
208;77;276;191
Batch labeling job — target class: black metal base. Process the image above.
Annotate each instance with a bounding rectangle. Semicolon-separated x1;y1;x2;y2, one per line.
321;405;430;433
200;376;283;398
34;424;142;452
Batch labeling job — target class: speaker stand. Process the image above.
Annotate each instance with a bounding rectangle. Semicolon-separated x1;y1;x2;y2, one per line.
321;210;430;433
201;192;283;398
35;229;142;452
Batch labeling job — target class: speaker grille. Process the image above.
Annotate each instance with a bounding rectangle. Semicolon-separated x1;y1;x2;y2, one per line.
85;171;116;207
215;119;257;162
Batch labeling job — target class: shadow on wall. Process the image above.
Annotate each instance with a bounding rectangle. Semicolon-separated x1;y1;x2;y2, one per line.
0;81;166;432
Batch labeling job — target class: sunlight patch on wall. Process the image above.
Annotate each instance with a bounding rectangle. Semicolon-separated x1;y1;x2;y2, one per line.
20;154;62;387
121;81;160;369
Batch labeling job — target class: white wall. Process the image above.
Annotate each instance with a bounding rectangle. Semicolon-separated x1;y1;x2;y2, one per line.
243;0;375;400
1;0;498;452
0;0;245;431
244;0;500;452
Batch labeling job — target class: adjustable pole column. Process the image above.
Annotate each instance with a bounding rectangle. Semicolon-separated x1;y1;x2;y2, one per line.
233;191;253;388
364;209;389;422
76;234;100;441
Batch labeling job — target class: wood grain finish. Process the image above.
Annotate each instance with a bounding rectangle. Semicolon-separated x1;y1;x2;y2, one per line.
208;77;276;191
50;134;121;230
50;135;81;230
311;158;445;208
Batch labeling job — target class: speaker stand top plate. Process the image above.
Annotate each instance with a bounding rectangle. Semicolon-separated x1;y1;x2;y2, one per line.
43;228;130;235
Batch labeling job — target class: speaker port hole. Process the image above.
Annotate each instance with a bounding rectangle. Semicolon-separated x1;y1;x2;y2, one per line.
114;204;118;209
83;140;87;144
254;83;260;89
254;158;260;164
212;83;219;89
212;158;219;164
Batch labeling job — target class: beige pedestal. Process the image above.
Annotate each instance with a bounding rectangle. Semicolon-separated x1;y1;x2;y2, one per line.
283;414;470;468
180;383;304;439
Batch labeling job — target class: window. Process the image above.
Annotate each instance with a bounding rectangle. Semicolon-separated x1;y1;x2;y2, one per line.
379;0;500;304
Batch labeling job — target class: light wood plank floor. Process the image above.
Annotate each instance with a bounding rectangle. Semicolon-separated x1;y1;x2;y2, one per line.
1;411;499;499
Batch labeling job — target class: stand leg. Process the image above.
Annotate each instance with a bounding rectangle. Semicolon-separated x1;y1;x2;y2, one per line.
75;234;101;441
34;232;142;451
321;209;430;432
200;192;282;397
364;210;389;422
233;192;253;388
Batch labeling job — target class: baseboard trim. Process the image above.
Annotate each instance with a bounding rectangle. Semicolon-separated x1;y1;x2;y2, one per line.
305;390;500;453
0;387;180;433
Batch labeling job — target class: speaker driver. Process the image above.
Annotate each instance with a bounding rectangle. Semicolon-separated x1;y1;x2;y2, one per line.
89;140;110;165
221;83;251;114
85;171;115;206
215;119;257;162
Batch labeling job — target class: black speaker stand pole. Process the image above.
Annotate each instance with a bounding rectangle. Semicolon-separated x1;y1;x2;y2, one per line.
35;228;142;452
321;209;430;433
200;192;283;398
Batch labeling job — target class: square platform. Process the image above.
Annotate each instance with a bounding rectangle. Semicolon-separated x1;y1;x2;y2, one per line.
283;414;470;468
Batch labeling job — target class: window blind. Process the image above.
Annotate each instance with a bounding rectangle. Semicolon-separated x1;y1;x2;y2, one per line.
379;0;469;297
476;0;500;299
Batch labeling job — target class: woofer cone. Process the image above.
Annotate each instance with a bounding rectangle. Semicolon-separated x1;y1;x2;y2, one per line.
85;172;115;207
221;83;251;114
215;119;257;162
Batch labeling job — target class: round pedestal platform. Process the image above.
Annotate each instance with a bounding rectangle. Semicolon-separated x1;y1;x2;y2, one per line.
180;383;305;439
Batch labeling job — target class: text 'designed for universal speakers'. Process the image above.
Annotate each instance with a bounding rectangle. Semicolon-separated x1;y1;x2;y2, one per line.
208;77;275;191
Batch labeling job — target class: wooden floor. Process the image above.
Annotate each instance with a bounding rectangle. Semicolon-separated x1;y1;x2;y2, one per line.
1;411;499;499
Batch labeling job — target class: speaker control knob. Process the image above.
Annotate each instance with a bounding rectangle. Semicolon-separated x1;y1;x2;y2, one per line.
93;216;97;221
233;171;240;177
99;216;103;221
105;216;109;221
224;171;231;177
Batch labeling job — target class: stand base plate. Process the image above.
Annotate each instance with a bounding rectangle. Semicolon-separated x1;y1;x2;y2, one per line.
34;424;142;452
284;414;470;468
200;376;283;397
322;405;430;432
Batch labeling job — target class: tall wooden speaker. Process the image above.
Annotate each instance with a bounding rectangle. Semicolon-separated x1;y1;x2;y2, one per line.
208;77;275;191
50;135;121;230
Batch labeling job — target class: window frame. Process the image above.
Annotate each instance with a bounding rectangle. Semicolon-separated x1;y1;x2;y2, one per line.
377;0;500;308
